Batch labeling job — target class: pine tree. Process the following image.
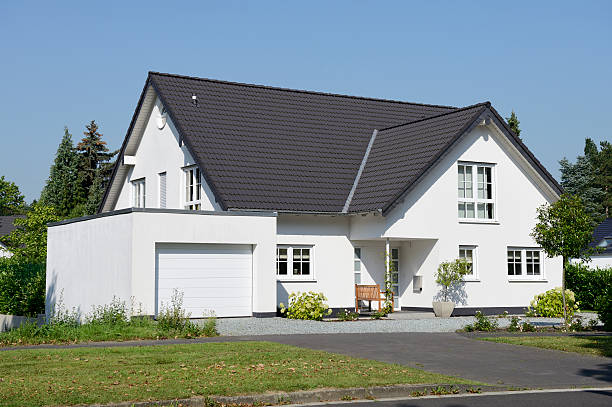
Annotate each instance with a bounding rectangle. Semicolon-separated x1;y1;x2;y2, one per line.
559;154;605;223
39;127;82;217
84;170;104;215
506;110;521;139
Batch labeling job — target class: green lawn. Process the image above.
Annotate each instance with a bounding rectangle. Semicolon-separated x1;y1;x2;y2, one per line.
0;341;477;407
480;335;612;357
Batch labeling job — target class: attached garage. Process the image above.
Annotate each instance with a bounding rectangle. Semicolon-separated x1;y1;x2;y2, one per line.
156;244;253;318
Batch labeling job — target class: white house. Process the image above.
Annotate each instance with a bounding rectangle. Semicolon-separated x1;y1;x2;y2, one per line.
46;72;563;319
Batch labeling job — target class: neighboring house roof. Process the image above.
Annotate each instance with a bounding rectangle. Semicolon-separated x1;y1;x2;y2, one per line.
591;218;612;255
101;72;562;214
0;215;24;243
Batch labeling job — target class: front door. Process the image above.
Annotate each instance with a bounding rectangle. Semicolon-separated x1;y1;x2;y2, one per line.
390;248;400;310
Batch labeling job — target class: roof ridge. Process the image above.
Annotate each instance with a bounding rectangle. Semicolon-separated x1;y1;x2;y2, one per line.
148;71;458;110
377;101;491;132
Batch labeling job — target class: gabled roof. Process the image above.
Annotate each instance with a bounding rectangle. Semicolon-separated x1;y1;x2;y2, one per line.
0;215;24;241
101;72;562;214
591;218;612;254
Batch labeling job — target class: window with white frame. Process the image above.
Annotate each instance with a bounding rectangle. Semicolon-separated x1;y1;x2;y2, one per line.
459;245;477;278
458;163;495;220
354;248;362;284
276;246;313;279
132;178;145;208
184;166;202;210
507;248;543;279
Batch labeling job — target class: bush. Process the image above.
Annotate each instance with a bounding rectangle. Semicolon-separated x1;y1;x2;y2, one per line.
88;296;129;325
157;289;216;337
566;263;612;310
280;292;332;321
464;311;499;332
508;316;520;332
0;258;45;316
597;288;612;331
529;288;579;318
337;309;359;321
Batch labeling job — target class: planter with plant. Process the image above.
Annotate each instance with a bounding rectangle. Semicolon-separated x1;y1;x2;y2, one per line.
433;258;470;317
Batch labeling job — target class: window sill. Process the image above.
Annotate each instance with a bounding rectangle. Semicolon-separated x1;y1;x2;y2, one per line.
458;219;500;225
277;278;317;283
463;278;481;282
508;278;547;282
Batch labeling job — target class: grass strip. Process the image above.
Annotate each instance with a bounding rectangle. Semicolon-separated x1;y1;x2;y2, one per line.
480;335;612;357
0;341;478;407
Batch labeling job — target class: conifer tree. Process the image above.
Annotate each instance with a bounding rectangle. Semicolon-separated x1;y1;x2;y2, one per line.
559;156;605;223
76;120;115;192
0;176;26;216
84;169;105;215
39;127;81;217
506;110;521;139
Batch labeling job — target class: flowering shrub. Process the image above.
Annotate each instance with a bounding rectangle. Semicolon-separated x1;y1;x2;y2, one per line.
529;288;579;318
279;292;332;321
337;309;359;321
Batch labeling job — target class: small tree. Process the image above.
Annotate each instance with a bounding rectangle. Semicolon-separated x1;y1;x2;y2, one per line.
506;110;521;139
435;258;471;302
0;176;26;216
4;203;60;263
531;194;595;329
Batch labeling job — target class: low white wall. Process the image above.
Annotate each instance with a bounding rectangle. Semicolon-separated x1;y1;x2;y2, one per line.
0;314;45;332
46;212;134;319
46;209;277;319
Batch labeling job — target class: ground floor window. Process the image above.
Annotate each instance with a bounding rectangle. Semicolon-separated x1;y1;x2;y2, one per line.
507;247;543;280
276;245;313;280
459;245;477;279
354;247;362;284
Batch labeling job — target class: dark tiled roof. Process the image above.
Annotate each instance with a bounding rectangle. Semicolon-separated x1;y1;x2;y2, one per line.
102;72;562;214
591;218;612;254
348;103;489;212
0;215;24;241
149;72;455;212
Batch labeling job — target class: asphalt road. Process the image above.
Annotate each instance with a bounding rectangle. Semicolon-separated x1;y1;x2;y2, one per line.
316;389;612;407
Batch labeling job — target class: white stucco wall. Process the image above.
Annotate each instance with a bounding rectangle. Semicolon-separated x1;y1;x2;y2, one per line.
46;212;133;318
348;123;563;311
46;210;277;319
575;256;612;269
114;97;221;212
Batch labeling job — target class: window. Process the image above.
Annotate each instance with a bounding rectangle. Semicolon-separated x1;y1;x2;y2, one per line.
458;163;495;220
159;172;167;208
132;178;145;208
459;245;477;278
508;248;543;280
184;166;202;210
276;246;313;279
354;248;362;284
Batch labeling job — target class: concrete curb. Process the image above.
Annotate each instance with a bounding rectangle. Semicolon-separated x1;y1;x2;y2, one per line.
82;384;509;407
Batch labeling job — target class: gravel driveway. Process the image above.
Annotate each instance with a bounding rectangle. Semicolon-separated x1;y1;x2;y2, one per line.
214;313;598;336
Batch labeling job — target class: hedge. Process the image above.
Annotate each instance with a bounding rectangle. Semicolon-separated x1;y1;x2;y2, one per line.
565;263;612;311
0;258;45;317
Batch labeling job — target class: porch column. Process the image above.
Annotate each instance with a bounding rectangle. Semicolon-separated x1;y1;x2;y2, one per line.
385;238;390;280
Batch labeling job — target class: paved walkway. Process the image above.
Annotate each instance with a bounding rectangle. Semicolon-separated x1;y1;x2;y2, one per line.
255;332;612;388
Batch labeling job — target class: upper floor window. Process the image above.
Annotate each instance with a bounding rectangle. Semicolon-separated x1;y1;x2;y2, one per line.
184;166;202;210
458;163;495;220
276;245;313;280
132;178;145;208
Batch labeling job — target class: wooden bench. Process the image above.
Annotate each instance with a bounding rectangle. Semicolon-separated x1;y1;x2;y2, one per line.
355;284;392;312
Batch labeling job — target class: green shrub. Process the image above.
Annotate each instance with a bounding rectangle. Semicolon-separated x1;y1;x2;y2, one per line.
508;316;521;332
0;258;45;316
370;310;387;320
566;263;612;310
88;296;129;325
529;288;579;318
466;311;499;332
279;292;332;321
597;288;612;331
520;321;536;332
157;289;215;337
336;309;359;321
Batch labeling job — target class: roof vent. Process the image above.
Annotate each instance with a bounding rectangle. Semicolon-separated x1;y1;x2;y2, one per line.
192;93;198;107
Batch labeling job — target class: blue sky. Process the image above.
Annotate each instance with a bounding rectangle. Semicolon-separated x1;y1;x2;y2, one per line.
1;1;610;202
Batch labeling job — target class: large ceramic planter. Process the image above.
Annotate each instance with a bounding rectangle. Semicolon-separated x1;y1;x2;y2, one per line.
432;301;455;318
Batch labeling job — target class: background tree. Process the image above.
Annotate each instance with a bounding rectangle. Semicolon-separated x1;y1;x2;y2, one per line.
0;176;26;216
531;194;595;329
4;204;60;263
74;120;117;216
506;110;521;139
39;127;81;217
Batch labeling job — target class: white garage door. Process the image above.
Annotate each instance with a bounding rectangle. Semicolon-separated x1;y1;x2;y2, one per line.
156;244;252;318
